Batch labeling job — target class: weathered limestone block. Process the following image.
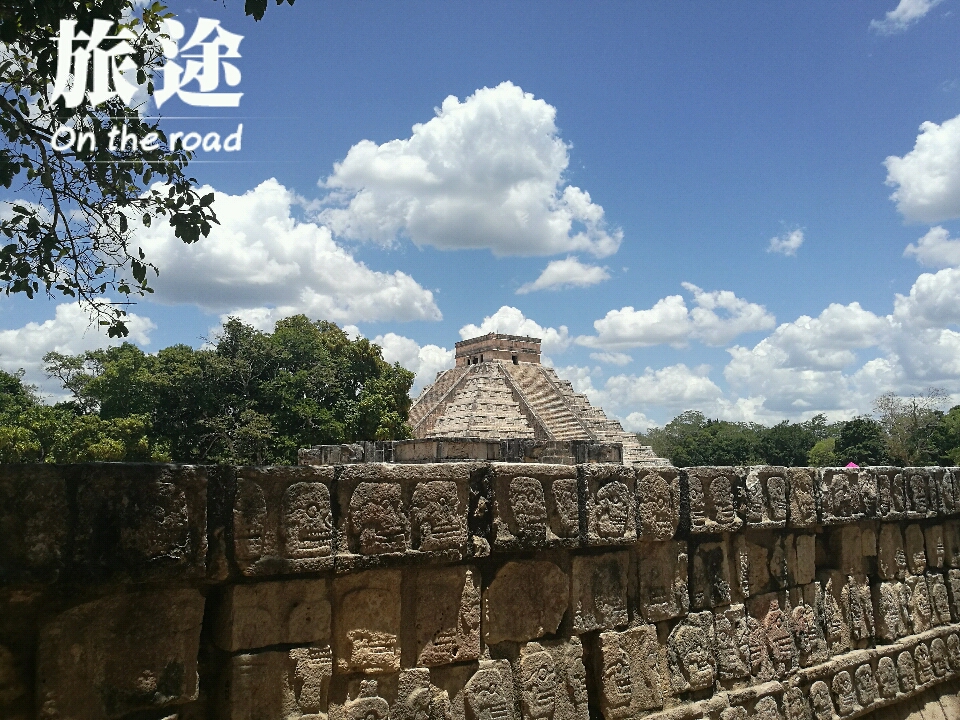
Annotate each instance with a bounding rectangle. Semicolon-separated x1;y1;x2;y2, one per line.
930;637;950;678
338;464;473;563
817;572;852;656
828;526;866;576
234;466;334;576
831;670;861;716
0;465;68;584
515;639;589;720
846;575;875;646
808;680;836;720
722;707;749;720
754;696;784;720
875;655;899;700
668;611;717;695
914;642;935;686
732;535;770;600
947;633;960;671
788;468;818;528
492;464;580;550
74;463;207;582
904;524;927;575
903;469;934;519
854;663;878;709
748;594;798;678
393;668;443;720
819;469;865;525
948;569;960;619
742;466;788;529
905;574;934;634
412;480;468;552
873;581;910;641
636;467;680;541
483;561;568;645
220;647;333;720
584;465;636;545
877;525;907;581
783;687;813;720
685;466;743;533
330;678;394;720
746;613;776;682
691;540;733;609
214;578;331;651
412;566;481;666
925;525;946;568
943;521;960;567
928;467;958;516
896;650;917;693
790;599;829;668
927;572;952;626
571;552;629;633
36;588;205;719
333;569;402;674
595;625;663;719
793;535;817;586
874;468;907;520
464;660;518;720
637;540;689;622
713;604;751;681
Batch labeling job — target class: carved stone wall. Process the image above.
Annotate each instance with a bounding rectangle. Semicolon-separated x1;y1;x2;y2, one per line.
4;463;960;719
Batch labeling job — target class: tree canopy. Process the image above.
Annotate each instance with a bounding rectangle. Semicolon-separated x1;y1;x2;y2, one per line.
0;1;293;336
2;315;413;465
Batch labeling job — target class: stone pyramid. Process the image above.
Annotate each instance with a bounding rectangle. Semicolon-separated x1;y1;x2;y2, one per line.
409;333;665;466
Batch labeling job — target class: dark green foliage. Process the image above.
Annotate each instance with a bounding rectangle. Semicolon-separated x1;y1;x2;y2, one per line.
833;416;889;466
42;315;414;465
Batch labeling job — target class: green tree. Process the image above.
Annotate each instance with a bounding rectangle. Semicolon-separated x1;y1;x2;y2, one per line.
640;411;764;467
807;437;838;467
874;389;947;465
930;405;960;465
0;1;293;335
834;416;888;466
45;315;415;465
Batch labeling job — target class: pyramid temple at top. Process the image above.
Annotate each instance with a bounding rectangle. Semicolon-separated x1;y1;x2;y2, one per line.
408;333;665;466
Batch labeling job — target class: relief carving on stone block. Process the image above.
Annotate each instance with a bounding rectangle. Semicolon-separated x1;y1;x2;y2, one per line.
853;664;877;709
914;642;935;686
585;466;635;544
877;525;907;581
119;480;190;561
667;612;716;695
875;468;907;520
927;572;952;626
743;468;787;528
691;541;732;609
414;566;481;667
808;681;836;720
411;480;466;552
349;482;409;555
790;601;828;668
687;468;741;533
637;540;689;622
930;637;950;678
831;671;860;717
334;570;401;674
759;597;798;677
516;639;589;720
596;625;662;720
344;680;391;720
713;604;750;681
636;469;680;541
896;651;917;693
755;696;783;720
876;656;899;700
788;469;818;528
904;470;931;519
571;552;628;633
820;470;864;525
551;478;580;539
783;687;812;720
510;477;548;545
465;661;515;720
283;481;334;559
234;477;267;568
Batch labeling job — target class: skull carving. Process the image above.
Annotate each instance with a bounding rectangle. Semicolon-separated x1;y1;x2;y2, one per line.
466;667;511;720
283;482;333;558
520;645;557;720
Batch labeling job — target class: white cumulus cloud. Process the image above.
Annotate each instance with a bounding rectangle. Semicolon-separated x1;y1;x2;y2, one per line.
589;351;632;366
0;301;155;398
870;0;944;34
903;226;960;268
577;283;775;349
135;178;441;329
517;257;610;294
766;229;804;256
373;332;455;396
459;306;571;355
884;114;960;223
319;82;622;258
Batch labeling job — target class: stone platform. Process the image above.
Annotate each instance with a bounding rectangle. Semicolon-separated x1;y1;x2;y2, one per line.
3;463;960;719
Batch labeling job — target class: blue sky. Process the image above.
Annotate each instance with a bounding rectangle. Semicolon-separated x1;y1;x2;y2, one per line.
4;0;960;429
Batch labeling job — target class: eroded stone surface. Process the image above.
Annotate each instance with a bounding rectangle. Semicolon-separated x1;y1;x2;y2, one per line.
516;639;589;720
691;540;733;609
595;625;663;719
491;465;580;550
585;465;636;545
36;589;205;719
667;611;716;695
333;569;402;673
742;466;788;528
214;578;331;651
413;566;481;666
571;552;629;633
686;467;742;533
636;468;680;541
220;647;332;720
484;561;568;645
637;540;689;622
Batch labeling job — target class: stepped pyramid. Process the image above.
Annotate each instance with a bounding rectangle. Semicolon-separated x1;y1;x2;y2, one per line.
409;333;666;466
